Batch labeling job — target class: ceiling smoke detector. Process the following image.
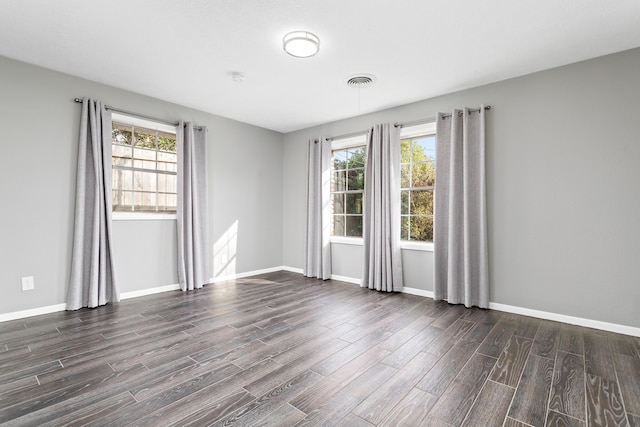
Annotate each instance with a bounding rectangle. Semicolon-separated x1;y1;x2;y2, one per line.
346;74;376;88
231;71;245;82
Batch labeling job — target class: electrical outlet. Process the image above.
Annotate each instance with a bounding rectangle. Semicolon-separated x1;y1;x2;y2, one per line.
21;276;35;291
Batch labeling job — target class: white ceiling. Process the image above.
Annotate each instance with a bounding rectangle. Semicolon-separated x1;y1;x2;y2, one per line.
1;0;640;133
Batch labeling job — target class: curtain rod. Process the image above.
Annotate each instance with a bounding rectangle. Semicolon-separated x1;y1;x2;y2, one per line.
325;129;368;142
395;105;491;128
73;98;203;130
325;105;491;140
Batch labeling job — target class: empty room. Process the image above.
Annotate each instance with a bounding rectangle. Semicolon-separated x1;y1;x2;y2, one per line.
0;1;639;426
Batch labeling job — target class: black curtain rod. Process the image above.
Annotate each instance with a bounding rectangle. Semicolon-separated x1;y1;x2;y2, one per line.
73;98;204;131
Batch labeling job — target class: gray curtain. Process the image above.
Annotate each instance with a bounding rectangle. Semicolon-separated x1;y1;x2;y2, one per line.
304;138;332;280
67;98;118;310
434;106;489;308
362;124;403;291
177;122;210;291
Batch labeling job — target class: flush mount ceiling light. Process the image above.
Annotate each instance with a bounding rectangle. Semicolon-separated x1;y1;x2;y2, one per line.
283;31;320;58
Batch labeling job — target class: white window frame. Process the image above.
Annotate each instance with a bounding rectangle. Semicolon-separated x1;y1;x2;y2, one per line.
111;113;178;221
329;133;367;244
399;122;436;252
327;125;437;252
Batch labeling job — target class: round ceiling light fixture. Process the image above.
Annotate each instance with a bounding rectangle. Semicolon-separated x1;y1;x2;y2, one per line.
283;31;320;58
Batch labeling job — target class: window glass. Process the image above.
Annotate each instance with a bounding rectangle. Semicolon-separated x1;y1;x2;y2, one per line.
400;134;435;241
331;144;366;237
111;119;177;213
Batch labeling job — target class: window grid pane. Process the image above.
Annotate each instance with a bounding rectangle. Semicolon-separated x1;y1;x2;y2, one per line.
345;215;363;237
111;120;177;213
400;134;435;242
333;215;345;236
330;146;366;237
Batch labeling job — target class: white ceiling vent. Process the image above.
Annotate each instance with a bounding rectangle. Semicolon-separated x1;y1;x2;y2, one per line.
346;74;376;88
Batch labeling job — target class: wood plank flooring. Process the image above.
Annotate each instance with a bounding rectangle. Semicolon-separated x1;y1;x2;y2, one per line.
0;271;638;426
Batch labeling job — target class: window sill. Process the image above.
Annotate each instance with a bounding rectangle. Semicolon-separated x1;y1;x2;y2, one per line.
112;212;177;221
329;237;434;252
330;236;363;246
400;241;434;252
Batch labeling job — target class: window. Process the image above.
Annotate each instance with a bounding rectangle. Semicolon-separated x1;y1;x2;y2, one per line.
111;114;177;213
330;136;367;237
400;123;436;242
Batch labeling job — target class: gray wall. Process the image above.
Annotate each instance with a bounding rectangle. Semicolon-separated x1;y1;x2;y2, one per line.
0;55;283;315
2;47;639;329
283;48;640;328
111;221;177;293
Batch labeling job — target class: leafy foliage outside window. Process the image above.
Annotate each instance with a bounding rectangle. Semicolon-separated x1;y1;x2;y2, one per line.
111;122;177;212
400;135;435;241
111;127;176;151
331;146;366;237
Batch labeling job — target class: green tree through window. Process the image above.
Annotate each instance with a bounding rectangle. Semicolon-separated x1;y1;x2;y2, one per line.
331;146;366;237
400;134;435;241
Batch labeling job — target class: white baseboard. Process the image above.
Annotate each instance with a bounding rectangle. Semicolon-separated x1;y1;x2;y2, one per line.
401;286;639;337
282;266;304;274
1;267;288;323
488;302;640;337
283;266;638;337
4;266;638;337
325;276;435;298
330;274;360;285
281;268;358;284
401;287;435;299
210;266;285;284
120;284;180;300
0;303;67;322
0;283;182;323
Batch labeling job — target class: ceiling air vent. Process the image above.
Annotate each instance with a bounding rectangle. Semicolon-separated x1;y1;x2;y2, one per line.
346;74;376;88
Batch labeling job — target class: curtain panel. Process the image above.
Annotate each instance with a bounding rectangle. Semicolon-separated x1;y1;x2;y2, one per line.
362;123;403;292
177;122;210;291
67;98;119;310
304;138;332;280
434;106;489;308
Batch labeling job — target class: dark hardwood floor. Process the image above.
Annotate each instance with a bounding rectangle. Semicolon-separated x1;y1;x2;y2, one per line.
1;271;638;426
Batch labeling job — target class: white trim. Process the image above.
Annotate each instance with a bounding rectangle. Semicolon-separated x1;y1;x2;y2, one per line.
112;212;177;221
120;284;180;299
400;121;436;139
112;112;177;134
282;266;304;274
3;267;638;337
330;236;363;246
210;266;285;283
488;302;640;337
111;112;178;216
400;241;434;252
398;289;640;337
330;274;360;285
401;287;434;298
331;134;367;150
0;303;67;322
330;236;435;251
283;267;361;284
